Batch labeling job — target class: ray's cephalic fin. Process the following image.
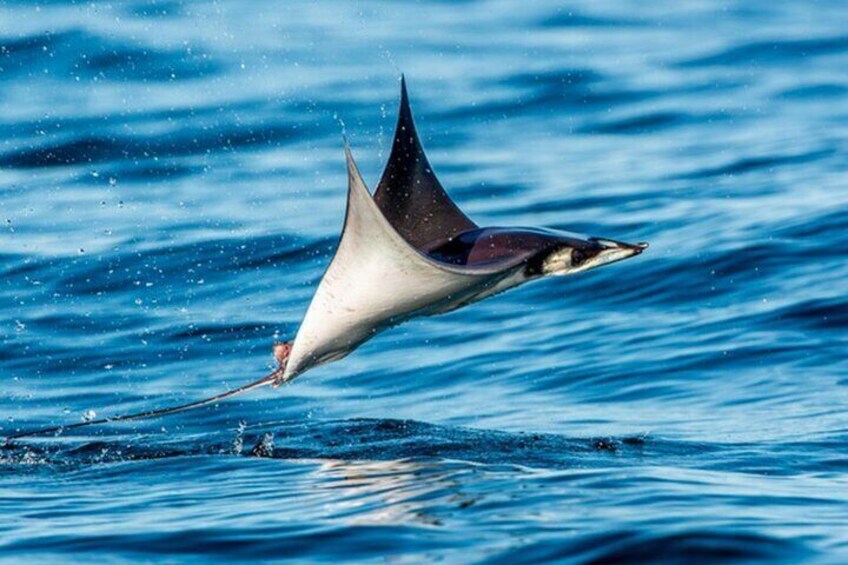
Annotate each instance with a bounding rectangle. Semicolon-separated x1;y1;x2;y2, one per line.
3;343;292;444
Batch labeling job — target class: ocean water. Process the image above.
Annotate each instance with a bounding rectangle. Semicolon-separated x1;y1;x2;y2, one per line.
2;0;847;562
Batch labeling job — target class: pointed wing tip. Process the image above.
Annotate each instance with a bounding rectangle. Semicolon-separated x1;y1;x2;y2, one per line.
343;141;355;174
343;140;366;191
400;74;408;104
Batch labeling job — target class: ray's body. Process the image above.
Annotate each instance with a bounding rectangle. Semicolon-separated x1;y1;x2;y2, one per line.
283;79;646;379
6;78;646;441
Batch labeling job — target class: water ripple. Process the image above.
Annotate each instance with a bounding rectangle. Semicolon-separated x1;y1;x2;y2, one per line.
2;0;848;562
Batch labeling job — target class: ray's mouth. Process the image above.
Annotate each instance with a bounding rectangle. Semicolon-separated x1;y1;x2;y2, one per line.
631;241;650;254
593;239;649;253
586;239;649;269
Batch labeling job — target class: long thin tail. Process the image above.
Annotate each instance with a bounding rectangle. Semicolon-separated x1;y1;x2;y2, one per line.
3;369;281;443
4;342;293;443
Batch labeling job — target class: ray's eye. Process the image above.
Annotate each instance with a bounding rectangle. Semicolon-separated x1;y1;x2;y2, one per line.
571;249;586;266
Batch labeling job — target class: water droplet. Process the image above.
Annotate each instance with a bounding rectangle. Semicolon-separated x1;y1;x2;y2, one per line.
232;420;247;455
82;409;97;422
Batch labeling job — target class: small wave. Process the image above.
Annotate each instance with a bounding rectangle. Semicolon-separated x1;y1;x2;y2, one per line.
0;122;306;169
74;162;203;184
672;149;834;179
679;35;848;67
779;83;848;99
441;70;653;120
482;529;811;564
0;28;220;81
539;9;633;28
502;69;604;89
778;207;848;240
580;111;722;135
128;0;185;20
765;297;848;332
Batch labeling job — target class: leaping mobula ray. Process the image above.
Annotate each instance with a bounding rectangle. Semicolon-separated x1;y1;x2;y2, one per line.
7;78;647;441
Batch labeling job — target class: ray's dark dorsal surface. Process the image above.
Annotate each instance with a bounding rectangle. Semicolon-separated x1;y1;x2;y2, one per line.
6;78;646;441
373;77;478;250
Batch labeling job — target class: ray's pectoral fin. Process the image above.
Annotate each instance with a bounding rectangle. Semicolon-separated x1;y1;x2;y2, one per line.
373;76;477;251
280;142;473;381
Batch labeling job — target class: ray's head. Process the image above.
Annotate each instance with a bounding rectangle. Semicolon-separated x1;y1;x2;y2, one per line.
425;226;648;280
527;231;649;278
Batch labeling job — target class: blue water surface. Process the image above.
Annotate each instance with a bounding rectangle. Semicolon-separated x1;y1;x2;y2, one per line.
2;1;848;563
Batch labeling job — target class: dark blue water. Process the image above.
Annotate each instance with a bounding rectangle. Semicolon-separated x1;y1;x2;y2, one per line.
2;1;847;562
